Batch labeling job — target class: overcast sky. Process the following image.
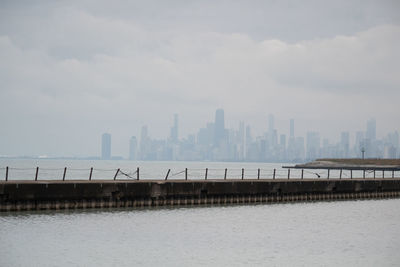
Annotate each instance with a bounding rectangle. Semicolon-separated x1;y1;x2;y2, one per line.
0;0;399;157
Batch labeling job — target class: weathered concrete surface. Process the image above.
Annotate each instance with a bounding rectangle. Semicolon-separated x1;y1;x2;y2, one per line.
1;179;399;211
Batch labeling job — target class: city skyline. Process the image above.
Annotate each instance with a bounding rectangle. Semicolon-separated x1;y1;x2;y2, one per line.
99;109;398;162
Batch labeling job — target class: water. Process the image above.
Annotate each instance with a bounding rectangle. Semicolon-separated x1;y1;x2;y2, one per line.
0;200;399;266
0;159;399;266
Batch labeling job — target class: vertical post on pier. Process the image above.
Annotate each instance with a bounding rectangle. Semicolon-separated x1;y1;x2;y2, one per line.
350;170;353;179
241;168;244;180
89;167;93;181
301;169;304;179
363;169;365;179
273;169;276;179
339;169;342;179
327;169;330;179
224;168;227;180
114;168;120;180
392;170;394;179
257;168;260;180
382;170;385;179
165;169;170;180
185;168;188;180
63;167;67;181
5;166;8;181
373;170;376;179
35;167;39;181
137;167;139;180
205;168;208;180
287;169;290;179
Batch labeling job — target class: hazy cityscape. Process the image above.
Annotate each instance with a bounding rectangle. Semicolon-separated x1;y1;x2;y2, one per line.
99;109;399;162
2;1;400;266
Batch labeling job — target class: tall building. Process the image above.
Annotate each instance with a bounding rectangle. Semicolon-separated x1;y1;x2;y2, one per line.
214;109;225;146
139;125;149;159
290;119;294;138
170;114;179;143
101;133;111;160
365;118;377;157
280;134;287;148
306;131;320;160
129;136;137;160
238;121;245;160
287;119;296;161
245;125;252;158
366;118;376;141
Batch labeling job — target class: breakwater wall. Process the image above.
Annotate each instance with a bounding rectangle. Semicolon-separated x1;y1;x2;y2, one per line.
1;178;400;211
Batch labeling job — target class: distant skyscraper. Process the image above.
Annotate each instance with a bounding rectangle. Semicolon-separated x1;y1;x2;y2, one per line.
287;119;296;161
129;136;137;160
214;109;225;146
101;133;111;160
355;131;365;149
170;114;179;143
290;119;294;138
365;118;377;157
238;121;245;160
306;131;320;160
245;125;252;157
280;134;287;148
366;118;376;141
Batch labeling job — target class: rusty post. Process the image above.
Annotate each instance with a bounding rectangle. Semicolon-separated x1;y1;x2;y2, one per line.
165;169;170;180
273;169;276;179
114;168;120;180
35;167;39;181
205;168;208;180
89;167;93;181
185;168;188;180
63;167;67;181
224;168;227;180
137;167;139;180
257;168;260;180
241;168;244;180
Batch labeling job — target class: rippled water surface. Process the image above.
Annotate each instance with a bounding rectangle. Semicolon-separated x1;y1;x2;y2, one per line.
1;199;400;266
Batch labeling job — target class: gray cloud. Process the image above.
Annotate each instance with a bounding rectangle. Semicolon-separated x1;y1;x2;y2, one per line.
0;0;399;157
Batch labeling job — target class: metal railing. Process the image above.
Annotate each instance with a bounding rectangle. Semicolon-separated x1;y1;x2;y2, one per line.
1;166;399;181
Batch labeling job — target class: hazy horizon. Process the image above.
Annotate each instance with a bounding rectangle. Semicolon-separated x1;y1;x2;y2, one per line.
1;0;399;157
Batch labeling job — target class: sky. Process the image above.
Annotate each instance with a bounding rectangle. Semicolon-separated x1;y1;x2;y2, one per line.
0;0;399;157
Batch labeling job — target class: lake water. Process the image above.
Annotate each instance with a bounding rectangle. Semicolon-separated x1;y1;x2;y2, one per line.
1;200;399;266
0;159;399;266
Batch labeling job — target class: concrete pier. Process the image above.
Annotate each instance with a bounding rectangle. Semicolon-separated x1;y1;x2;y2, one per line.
1;178;400;211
